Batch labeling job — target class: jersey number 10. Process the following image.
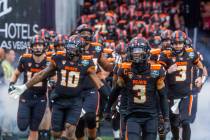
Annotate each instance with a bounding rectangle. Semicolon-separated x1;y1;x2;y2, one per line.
61;70;80;87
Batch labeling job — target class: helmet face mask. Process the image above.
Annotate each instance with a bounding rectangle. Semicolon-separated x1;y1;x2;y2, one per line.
65;42;80;59
66;35;85;60
30;35;46;56
131;47;148;63
32;43;45;56
171;30;187;54
172;41;185;54
128;38;150;64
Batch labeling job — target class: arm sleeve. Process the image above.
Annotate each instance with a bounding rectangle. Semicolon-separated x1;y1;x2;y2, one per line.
17;56;24;72
105;85;121;113
158;87;169;119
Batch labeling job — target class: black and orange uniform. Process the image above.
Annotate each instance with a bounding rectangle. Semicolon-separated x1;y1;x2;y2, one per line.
158;48;200;99
118;62;166;140
50;51;95;131
17;53;48;131
158;48;200;140
180;52;205;125
76;42;104;139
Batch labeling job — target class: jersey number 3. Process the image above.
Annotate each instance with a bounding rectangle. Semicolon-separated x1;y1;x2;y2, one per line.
61;70;80;87
133;85;146;104
175;65;187;82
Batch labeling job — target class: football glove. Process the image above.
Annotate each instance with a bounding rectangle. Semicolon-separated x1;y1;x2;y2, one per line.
8;84;27;99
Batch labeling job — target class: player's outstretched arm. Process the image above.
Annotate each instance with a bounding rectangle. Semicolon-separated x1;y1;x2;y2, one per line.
157;77;171;134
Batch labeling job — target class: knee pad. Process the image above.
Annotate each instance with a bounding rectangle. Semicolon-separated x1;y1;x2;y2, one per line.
84;112;96;129
75;117;85;138
38;130;51;140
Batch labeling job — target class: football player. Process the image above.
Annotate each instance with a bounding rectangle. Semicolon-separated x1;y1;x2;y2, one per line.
9;35;48;140
116;37;170;140
158;30;206;140
75;24;115;140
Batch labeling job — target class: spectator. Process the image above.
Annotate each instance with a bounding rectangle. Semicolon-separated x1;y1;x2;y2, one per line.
1;50;16;82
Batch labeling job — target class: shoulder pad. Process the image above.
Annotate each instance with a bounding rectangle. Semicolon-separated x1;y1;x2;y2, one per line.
90;42;102;46
120;62;132;69
103;48;113;54
22;53;32;58
162;50;172;55
46;51;54;57
185;48;194;53
82;55;93;60
150;48;161;55
56;51;65;55
150;64;162;70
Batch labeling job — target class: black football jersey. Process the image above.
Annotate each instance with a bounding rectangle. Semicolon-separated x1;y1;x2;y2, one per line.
118;62;166;117
51;52;95;98
17;54;48;98
158;48;200;99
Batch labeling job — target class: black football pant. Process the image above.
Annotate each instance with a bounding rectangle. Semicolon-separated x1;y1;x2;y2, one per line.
126;117;157;140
